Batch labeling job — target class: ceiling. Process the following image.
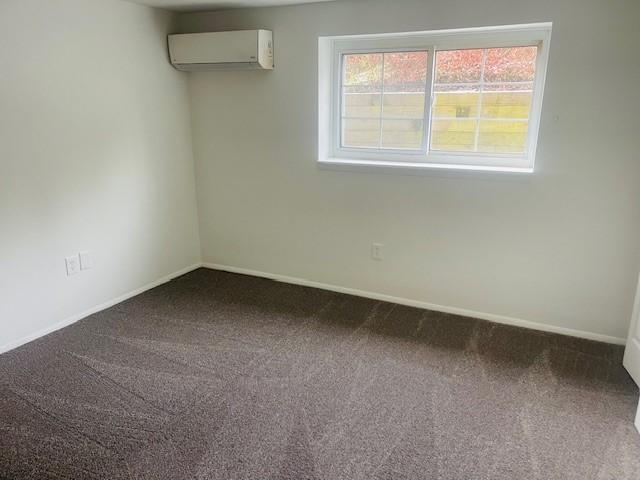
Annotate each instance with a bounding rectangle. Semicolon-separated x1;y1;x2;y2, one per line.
124;0;338;12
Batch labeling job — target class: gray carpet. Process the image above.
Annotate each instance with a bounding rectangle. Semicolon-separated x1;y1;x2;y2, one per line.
1;268;639;479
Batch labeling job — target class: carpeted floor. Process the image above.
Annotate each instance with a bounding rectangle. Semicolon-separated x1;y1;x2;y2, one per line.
1;268;639;479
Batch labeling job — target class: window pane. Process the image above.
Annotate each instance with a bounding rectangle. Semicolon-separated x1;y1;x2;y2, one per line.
382;119;424;149
380;52;427;149
484;46;536;83
342;53;383;148
341;51;427;151
343;91;381;118
383;52;428;92
431;119;477;151
431;46;538;155
432;91;480;119
481;92;532;119
383;92;425;119
434;49;483;86
343;53;383;87
477;120;529;153
342;118;381;148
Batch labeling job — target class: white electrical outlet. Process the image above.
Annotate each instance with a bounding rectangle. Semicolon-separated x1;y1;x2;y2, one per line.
65;255;80;276
371;243;384;261
79;251;93;270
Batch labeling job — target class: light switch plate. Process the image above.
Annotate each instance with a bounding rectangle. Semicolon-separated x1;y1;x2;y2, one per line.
79;251;93;270
65;255;80;276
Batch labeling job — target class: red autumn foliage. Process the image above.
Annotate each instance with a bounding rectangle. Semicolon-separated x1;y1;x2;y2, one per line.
345;46;537;89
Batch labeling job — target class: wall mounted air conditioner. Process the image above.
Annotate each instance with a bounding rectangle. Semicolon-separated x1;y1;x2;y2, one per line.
168;30;274;71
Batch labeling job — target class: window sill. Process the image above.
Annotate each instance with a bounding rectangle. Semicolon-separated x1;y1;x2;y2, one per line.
318;157;534;174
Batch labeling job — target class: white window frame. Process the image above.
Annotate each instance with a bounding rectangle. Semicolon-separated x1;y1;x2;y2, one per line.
318;23;552;173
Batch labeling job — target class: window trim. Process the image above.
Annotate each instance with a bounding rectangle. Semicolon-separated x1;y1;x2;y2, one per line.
318;23;552;173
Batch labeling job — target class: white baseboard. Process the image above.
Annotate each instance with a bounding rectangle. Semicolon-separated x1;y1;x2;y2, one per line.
203;262;626;346
2;260;625;355
0;262;203;355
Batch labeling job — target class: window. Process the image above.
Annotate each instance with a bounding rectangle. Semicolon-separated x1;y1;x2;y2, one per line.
342;51;429;150
318;24;552;172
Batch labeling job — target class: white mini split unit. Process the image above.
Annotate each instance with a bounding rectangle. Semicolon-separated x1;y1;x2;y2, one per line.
168;30;274;71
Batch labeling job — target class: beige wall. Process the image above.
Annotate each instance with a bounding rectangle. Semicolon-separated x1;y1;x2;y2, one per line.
179;0;640;341
0;0;201;351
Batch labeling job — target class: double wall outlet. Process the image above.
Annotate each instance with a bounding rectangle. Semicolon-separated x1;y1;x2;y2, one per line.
65;255;80;276
79;251;94;270
65;251;93;276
